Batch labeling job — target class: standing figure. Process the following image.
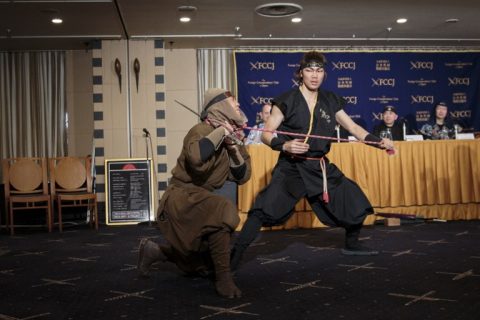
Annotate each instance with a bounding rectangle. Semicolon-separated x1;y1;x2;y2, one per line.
231;51;394;270
138;89;251;298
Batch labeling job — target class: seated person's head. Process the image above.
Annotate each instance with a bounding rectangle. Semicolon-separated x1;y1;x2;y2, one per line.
259;104;272;123
434;102;448;121
382;105;398;126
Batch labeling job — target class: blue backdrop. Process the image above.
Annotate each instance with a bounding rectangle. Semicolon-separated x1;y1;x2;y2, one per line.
235;51;480;133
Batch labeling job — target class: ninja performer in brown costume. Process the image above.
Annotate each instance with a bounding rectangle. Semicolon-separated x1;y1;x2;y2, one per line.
137;88;251;298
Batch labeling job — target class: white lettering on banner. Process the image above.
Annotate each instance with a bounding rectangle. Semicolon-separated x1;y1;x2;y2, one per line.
416;111;431;122
411;95;434;104
453;93;467;104
343;96;358;105
250;96;273;105
376;60;391;71
249;61;275;71
247;79;280;88
407;79;437;87
372;112;383;121
450;110;471;118
371;78;395;87
368;96;399;104
448;77;470;86
291;78;300;87
410;61;434;70
445;62;473;69
338;77;353;88
332;61;356;70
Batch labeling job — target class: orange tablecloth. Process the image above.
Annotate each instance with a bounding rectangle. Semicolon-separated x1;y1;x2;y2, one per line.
238;140;480;229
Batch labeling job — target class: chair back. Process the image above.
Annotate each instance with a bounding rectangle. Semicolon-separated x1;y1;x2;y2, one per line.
49;156;93;196
2;157;49;197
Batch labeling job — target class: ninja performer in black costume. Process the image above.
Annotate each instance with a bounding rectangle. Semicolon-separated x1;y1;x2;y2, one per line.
231;51;395;270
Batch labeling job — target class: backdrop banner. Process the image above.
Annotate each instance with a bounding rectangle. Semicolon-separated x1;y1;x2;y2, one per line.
234;51;480;133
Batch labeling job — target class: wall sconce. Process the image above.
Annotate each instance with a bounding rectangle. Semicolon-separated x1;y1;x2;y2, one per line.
133;58;140;92
114;58;122;93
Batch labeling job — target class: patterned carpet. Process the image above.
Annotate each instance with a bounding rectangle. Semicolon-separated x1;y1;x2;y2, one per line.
1;220;479;320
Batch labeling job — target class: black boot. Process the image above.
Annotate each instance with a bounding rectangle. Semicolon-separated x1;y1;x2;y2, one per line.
137;238;169;277
341;224;379;256
209;229;242;298
230;214;263;271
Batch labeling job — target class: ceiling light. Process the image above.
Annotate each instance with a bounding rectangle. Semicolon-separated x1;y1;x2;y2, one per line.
291;17;302;23
177;5;197;23
445;18;459;23
396;18;407;24
51;17;63;24
255;3;303;18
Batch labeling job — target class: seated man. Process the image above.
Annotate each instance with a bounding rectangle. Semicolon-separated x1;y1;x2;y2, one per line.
137;88;251;298
373;105;409;141
245;103;273;145
420;101;460;140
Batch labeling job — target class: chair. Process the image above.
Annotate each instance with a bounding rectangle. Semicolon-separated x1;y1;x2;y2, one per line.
2;158;52;235
49;156;98;232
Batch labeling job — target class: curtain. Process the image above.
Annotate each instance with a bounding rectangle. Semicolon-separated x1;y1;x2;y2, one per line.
196;49;236;115
0;51;66;159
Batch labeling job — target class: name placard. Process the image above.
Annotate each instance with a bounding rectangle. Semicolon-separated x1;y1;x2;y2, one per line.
456;133;475;140
405;134;424;141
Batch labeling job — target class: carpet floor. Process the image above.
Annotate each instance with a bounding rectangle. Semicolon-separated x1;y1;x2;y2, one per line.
1;220;479;320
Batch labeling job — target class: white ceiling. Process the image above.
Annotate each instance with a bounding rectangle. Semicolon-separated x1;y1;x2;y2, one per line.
1;0;480;50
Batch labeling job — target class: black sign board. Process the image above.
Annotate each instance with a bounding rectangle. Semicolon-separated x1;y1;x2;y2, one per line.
105;158;154;225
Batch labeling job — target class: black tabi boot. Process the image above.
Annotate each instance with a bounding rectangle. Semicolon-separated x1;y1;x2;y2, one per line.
341;224;379;256
230;214;263;271
209;229;242;298
137;238;169;277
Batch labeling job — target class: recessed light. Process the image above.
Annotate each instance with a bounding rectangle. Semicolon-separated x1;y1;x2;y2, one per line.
51;17;63;24
396;18;407;24
177;5;197;23
445;18;459;23
255;3;303;18
291;17;302;23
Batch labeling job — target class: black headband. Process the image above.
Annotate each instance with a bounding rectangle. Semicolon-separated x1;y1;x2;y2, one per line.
301;60;326;70
203;91;232;111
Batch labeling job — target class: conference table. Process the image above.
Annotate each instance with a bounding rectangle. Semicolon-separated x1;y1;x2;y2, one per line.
237;140;480;229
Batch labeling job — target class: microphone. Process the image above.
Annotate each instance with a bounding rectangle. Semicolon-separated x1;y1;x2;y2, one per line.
143;128;150;136
398;117;408;124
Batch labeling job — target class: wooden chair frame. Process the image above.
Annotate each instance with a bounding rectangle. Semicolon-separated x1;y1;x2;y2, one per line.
49;156;98;232
2;157;52;235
